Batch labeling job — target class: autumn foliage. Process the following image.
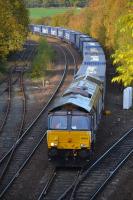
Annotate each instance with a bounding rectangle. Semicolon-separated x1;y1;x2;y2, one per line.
49;0;133;86
0;0;29;62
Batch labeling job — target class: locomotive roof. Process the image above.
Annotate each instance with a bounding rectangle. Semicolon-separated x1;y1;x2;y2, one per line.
49;78;102;113
64;78;98;96
49;94;92;112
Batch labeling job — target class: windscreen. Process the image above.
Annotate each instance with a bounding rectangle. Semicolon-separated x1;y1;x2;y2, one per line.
49;115;67;130
71;115;91;130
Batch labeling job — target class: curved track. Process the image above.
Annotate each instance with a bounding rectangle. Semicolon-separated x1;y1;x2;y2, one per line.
36;42;80;200
0;43;37;196
0;43;68;199
0;39;80;198
0;43;36;133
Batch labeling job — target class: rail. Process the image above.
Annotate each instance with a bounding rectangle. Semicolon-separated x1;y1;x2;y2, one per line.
59;128;133;200
0;43;68;198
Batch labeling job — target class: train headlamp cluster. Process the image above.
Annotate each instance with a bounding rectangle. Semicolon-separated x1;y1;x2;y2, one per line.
50;142;57;147
81;144;87;148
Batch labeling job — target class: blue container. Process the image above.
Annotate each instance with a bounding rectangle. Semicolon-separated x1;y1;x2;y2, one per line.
79;37;94;52
75;34;88;49
42;26;51;35
58;28;66;39
51;27;58;36
33;25;42;33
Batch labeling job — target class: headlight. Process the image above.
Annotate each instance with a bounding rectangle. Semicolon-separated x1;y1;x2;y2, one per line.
81;144;86;148
51;142;57;147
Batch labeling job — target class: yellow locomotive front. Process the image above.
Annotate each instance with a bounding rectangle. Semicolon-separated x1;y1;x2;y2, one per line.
47;110;93;160
47;76;103;161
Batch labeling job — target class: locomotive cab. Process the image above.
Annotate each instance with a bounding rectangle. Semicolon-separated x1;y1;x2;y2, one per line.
47;76;103;161
47;108;94;160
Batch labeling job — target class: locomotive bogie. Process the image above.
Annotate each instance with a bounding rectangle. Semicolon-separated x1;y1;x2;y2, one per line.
48;148;92;160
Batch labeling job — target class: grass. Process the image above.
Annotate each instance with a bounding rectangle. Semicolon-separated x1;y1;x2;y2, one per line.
29;7;81;19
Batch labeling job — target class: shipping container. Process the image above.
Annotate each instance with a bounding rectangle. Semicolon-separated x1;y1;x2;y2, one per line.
80;37;95;52
83;47;104;56
42;26;51;35
75;34;89;49
83;41;101;50
57;28;66;39
51;27;58;36
64;30;80;44
76;63;106;82
33;25;42;33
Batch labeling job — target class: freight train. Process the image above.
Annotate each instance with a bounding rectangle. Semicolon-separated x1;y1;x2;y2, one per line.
30;25;106;161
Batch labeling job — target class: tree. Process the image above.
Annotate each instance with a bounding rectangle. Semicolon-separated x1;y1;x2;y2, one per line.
0;0;29;62
51;9;75;27
104;0;127;50
112;5;133;86
31;38;55;85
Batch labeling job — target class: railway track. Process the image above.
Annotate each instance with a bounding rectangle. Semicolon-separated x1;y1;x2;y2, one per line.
0;42;36;97
0;48;27;97
61;43;79;77
0;43;68;199
0;43;38;195
0;43;36;132
57;128;133;200
0;71;12;132
36;43;80;200
0;69;26;178
0;44;36;159
0;70;25;158
0;41;79;200
38;168;81;200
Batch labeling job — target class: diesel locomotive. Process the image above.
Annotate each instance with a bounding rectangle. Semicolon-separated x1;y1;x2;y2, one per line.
30;25;106;161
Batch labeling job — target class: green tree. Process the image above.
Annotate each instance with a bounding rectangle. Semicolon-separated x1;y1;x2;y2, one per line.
31;38;55;85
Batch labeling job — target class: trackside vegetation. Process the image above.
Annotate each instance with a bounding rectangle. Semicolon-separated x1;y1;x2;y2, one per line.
111;11;133;86
30;38;55;85
0;0;29;72
34;0;133;87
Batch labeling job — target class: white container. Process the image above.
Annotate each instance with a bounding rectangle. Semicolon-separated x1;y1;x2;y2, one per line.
123;87;132;109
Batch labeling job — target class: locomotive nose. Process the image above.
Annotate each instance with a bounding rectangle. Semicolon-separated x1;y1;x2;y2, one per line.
68;138;72;143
